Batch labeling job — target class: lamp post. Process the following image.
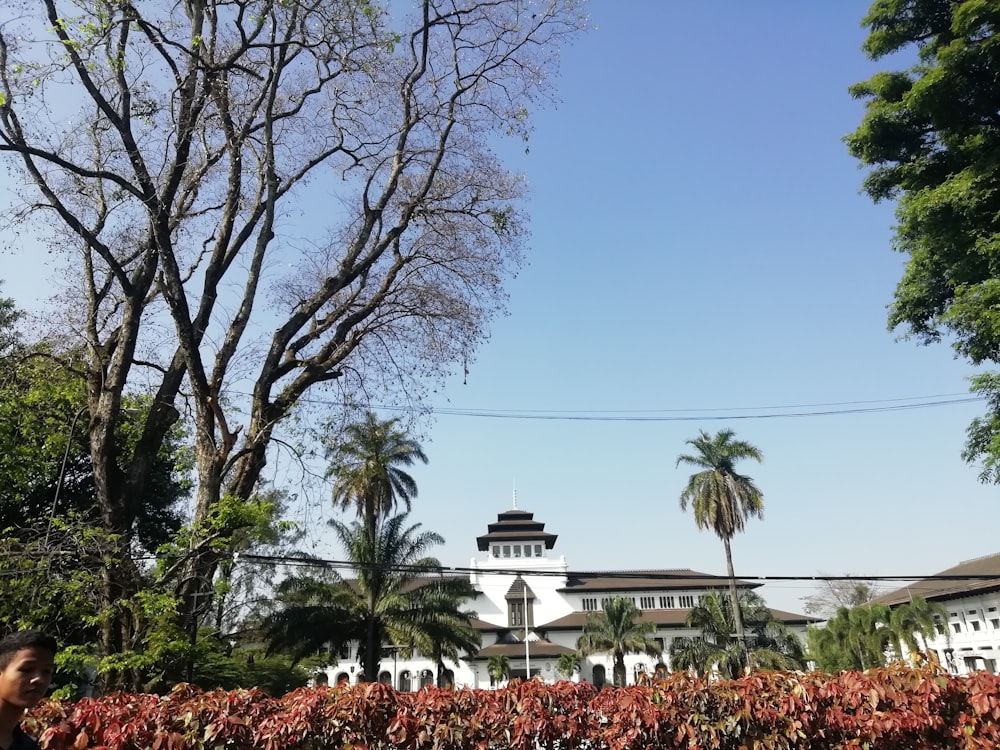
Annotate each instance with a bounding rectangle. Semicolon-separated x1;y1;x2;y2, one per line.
524;577;530;679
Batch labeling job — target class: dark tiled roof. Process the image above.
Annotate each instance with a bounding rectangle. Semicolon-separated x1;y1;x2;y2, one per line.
873;553;1000;607
540;607;816;630
558;570;759;592
473;640;575;659
477;509;558;551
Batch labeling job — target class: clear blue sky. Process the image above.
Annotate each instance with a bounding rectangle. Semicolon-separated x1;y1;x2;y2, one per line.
3;1;996;615
390;0;998;613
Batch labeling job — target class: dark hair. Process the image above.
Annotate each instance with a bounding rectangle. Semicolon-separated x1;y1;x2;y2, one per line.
0;630;58;669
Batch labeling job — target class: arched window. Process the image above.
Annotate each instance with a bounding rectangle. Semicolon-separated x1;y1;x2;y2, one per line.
419;669;434;688
335;672;349;686
655;662;668;679
592;664;606;688
313;672;329;686
378;671;392;685
398;670;412;691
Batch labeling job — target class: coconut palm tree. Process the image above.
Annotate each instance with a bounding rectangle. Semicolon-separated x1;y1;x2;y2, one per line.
806;603;895;672
487;654;510;687
677;429;764;646
888;596;949;662
576;597;662;687
264;513;479;683
326;412;428;540
404;585;482;688
555;652;581;680
669;590;803;679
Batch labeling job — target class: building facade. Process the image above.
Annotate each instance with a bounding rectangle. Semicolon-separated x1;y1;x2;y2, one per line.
319;506;813;688
874;553;1000;675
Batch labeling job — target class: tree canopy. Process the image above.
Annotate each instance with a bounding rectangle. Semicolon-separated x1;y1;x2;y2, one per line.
0;0;585;687
575;597;661;688
846;0;1000;477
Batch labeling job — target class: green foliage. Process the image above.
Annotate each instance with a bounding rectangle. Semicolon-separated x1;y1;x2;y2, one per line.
265;512;480;685
807;597;947;673
576;597;662;687
669;590;804;679
847;0;1000;478
555;652;580;679
487;654;511;685
326;412;428;533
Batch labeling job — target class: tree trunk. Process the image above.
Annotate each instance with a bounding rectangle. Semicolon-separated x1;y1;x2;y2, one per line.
613;652;626;687
722;536;746;670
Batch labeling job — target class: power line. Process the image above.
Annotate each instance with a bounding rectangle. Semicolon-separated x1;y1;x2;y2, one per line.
289;394;984;422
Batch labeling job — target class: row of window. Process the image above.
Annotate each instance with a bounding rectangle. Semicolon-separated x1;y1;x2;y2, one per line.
491;543;544;558
582;595;700;611
948;605;1000;634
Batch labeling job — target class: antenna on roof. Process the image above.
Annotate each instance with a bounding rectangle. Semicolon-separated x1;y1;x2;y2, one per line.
512;479;518;510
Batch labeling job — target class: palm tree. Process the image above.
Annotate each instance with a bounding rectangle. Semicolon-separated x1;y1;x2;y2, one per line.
264;513;479;683
888;596;949;663
806;603;894;672
555;652;581;680
576;597;662;687
404;584;482;688
670;590;803;679
487;654;510;687
677;429;764;646
326;412;428;540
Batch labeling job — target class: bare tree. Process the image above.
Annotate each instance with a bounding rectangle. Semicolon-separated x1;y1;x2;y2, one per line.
801;576;882;619
0;0;585;687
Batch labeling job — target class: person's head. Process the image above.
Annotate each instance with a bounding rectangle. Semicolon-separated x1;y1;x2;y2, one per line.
0;631;57;710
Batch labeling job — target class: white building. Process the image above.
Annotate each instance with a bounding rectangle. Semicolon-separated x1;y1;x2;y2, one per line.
320;506;813;688
874;552;1000;675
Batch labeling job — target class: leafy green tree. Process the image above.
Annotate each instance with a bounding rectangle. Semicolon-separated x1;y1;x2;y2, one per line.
846;0;1000;477
326;412;428;540
487;655;511;686
807;603;896;672
576;597;662;687
555;652;580;680
669;591;803;679
264;513;479;684
677;429;764;645
888;596;949;662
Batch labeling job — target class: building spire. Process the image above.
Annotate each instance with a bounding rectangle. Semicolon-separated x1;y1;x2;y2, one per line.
512;479;518;510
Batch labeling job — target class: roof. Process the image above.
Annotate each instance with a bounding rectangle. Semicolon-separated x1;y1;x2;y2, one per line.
873;553;1000;607
473;639;576;659
558;570;760;593
476;509;558;551
540;607;817;631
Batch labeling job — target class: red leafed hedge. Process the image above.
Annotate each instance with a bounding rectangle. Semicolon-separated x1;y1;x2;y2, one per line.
24;666;1000;749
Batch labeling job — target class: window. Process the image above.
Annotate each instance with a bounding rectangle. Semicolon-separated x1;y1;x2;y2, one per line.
502;545;511;557
659;596;674;609
992;619;1000;629
950;612;958;617
654;637;664;653
534;544;543;556
510;601;524;627
513;545;521;557
679;595;694;608
524;545;532;557
640;596;655;609
492;545;500;557
600;598;612;610
582;598;598;612
953;623;962;634
973;621;982;631
969;609;979;615
990;607;998;612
